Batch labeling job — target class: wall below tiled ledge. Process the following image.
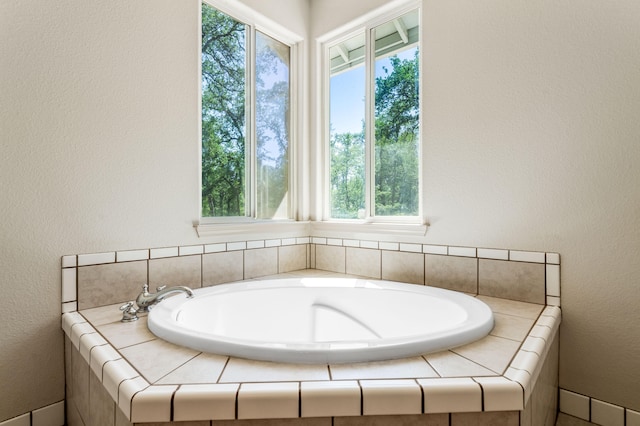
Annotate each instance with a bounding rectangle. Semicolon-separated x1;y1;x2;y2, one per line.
61;237;560;314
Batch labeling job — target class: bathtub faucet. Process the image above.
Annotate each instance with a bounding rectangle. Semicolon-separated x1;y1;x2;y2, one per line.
135;284;194;313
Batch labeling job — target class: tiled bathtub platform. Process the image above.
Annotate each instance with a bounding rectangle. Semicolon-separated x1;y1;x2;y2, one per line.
62;270;561;426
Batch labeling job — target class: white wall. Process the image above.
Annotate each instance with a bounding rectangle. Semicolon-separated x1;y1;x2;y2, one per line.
419;0;640;411
0;0;309;421
1;0;639;421
311;0;640;412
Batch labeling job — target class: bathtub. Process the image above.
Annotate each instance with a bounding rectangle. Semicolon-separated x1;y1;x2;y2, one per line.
147;277;494;364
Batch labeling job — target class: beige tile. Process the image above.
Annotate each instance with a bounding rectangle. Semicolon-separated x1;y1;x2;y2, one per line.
220;357;330;383
78;260;147;310
330;357;437;380
215;419;332;426
451;411;520;426
237;382;299;419
591;399;624;426
79;332;108;364
203;250;244;286
173;383;238;421
301;381;361;417
118;377;149;422
149;255;202;289
478;259;545;304
62;311;86;335
279;244;308;273
66;401;84;426
71;344;90;424
95;316;156;349
155;352;228;385
115;403;133;426
135;422;210;426
130;385;177;423
90;343;123;381
559;389;590;421
70;322;96;349
31;401;65;426
381;251;424;284
473;376;523;411
245;247;278;279
555;413;597;426
424;350;495;377
490;313;536;341
81;303;124;326
346;247;381;279
334;414;449;426
89;369;115;426
316;244;346;273
118;339;200;383
360;379;422;415
418;377;482;413
627;410;640;426
425;254;477;293
103;359;141;402
451;335;521;375
530;335;559;426
476;295;544;319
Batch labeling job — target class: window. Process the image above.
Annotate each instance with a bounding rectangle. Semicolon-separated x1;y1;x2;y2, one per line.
327;8;421;221
201;2;292;220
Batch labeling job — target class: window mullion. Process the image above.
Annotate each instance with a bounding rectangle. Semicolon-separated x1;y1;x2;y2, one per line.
247;24;257;218
365;26;375;219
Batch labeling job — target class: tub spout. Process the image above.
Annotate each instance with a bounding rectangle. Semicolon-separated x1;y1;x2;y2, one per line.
135;284;194;313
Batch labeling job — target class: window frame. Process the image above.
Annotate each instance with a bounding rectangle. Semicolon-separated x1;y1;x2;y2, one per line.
320;0;425;226
198;0;304;227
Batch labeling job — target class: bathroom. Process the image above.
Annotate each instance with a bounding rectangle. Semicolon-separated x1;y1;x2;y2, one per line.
1;0;639;425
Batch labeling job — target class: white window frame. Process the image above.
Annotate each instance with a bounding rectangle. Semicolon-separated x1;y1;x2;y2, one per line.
318;0;426;231
197;0;306;237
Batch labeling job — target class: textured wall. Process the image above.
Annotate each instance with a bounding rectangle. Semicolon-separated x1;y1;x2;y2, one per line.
0;0;308;421
417;0;640;410
310;0;640;412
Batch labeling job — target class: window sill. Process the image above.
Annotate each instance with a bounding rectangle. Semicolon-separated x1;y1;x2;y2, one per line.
311;220;428;241
195;220;311;240
195;219;428;242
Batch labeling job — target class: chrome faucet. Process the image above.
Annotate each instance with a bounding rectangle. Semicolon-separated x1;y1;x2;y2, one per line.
135;284;194;313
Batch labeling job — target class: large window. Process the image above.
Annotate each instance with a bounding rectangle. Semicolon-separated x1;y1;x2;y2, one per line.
328;9;421;221
201;3;291;219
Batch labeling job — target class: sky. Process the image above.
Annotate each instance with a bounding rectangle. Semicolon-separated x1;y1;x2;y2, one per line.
330;48;417;135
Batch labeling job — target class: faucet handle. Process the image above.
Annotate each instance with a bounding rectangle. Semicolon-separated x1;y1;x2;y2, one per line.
157;285;166;292
119;301;139;322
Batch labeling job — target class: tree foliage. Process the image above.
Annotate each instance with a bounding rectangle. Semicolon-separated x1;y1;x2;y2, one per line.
201;6;290;218
375;51;420;216
201;5;246;216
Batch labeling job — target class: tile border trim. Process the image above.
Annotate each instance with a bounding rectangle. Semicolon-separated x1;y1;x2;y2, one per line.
559;388;640;426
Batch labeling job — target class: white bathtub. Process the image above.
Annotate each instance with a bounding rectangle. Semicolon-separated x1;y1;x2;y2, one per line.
147;277;494;364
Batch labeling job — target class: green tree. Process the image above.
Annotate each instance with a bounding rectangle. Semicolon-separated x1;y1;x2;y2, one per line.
374;50;420;216
330;131;365;218
201;5;246;216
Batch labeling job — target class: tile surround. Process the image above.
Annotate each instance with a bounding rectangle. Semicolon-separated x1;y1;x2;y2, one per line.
62;272;561;424
62;238;560;311
60;238;563;424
